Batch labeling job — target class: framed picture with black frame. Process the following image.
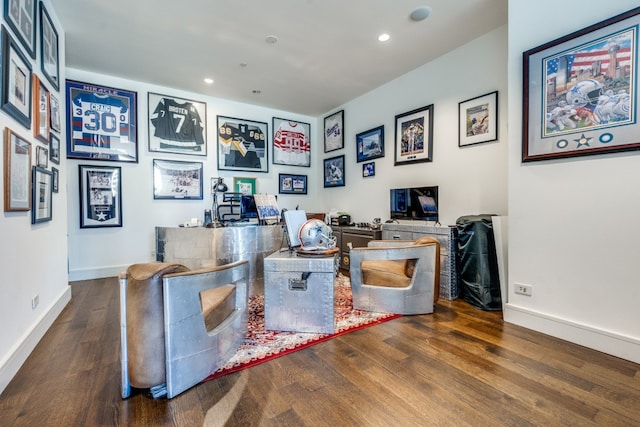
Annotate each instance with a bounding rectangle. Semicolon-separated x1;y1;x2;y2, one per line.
79;164;122;228
362;161;375;178
52;167;59;193
356;125;384;162
36;145;48;168
323;155;345;188
394;104;434;166
279;173;307;194
272;117;311;167
32;166;52;224
4;0;36;59
324;110;344;153
3;127;31;211
33;74;50;143
152;159;203;200
458;91;498;147
216;115;268;173
39;2;59;90
49;92;61;132
49;133;60;164
1;27;32;129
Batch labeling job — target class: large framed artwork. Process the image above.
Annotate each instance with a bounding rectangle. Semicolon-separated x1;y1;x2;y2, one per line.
79;164;122;228
394;104;434;166
323;155;345;188
523;7;640;162
148;92;207;156
33;75;50;143
356;125;384;162
458;91;498;147
39;2;59;90
324;110;344;153
217;115;268;173
3;0;36;58
1;27;32;129
272;117;311;167
152;159;203;200
3;127;31;211
279;173;307;194
31;166;52;224
66;80;138;162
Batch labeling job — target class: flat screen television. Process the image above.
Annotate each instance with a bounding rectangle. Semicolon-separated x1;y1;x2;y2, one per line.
240;195;258;219
390;186;438;222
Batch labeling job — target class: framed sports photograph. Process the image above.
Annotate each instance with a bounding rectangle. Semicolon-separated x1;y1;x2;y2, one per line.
272;117;311;167
356;125;384;162
66;80;138;162
458;91;498;147
394;104;434;166
279;173;307;195
323;155;345;188
36;145;48;168
49;133;60;164
33;75;50;143
324;110;344;153
79;165;122;228
148;92;207;156
51;167;59;193
4;0;36;58
49;92;61;132
523;7;640;162
233;176;256;195
39;2;59;90
3;127;31;211
362;162;375;178
152;159;203;200
32;166;52;224
217;115;268;173
1;27;32;129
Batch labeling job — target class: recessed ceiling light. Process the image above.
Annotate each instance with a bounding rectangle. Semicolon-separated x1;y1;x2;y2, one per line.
410;6;432;21
204;78;214;84
378;33;390;42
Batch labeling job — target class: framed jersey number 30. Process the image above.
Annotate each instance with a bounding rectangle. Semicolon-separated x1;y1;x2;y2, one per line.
65;80;138;162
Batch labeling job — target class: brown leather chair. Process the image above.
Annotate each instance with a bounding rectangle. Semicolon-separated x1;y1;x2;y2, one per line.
348;236;440;314
119;260;249;398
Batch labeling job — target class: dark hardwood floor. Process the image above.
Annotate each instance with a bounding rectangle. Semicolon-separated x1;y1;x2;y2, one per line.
1;275;639;426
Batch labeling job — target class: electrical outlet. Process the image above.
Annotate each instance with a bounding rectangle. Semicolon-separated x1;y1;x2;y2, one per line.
514;283;533;296
31;294;39;309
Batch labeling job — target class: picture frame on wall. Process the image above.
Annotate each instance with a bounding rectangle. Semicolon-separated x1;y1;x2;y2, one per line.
36;145;48;168
52;167;59;193
49;92;61;132
356;125;384;162
49;133;60;164
1;27;32;129
279;173;307;195
362;161;375;178
152;159;203;200
32;166;52;224
458;91;498;147
233;176;257;195
39;2;59;90
33;75;50;143
394;104;434;166
272;117;311;167
323;155;345;188
66;80;138;162
523;7;640;162
79;164;122;228
324;110;344;153
3;127;31;211
4;0;36;59
217;115;268;173
148;92;207;156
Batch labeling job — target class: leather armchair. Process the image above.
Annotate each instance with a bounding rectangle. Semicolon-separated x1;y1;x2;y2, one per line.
348;236;440;314
119;260;249;398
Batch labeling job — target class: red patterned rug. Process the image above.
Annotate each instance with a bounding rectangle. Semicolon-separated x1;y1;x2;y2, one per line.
205;274;401;380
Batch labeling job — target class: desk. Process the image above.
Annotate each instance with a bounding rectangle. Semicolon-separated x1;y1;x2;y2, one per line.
263;250;337;334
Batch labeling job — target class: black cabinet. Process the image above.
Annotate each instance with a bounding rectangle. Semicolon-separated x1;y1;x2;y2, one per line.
332;226;382;270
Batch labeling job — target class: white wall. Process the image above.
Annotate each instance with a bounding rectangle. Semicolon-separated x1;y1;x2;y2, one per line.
0;0;70;394
320;27;508;226
506;0;640;362
66;68;321;281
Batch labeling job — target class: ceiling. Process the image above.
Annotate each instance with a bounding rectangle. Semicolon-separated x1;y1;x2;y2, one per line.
53;0;507;117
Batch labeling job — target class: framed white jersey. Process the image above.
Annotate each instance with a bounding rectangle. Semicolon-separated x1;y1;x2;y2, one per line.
272;117;311;167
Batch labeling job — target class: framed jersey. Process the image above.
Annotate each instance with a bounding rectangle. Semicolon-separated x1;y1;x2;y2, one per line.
65;80;138;162
272;117;311;167
217;115;269;173
148;92;207;156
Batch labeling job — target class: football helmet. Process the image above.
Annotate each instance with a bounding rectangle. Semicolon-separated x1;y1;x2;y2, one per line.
565;79;603;107
298;219;336;251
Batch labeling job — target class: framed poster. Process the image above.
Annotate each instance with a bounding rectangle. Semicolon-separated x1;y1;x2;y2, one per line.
66;80;138;162
3;0;36;58
1;27;32;129
523;7;640;162
79;165;122;228
279;173;307;195
272;117;311;167
39;2;59;90
394;104;434;166
356;125;384;162
31;166;52;223
49;92;61;132
217;115;268;173
52;167;59;193
148;92;207;156
362;162;375;178
233;176;256;195
49;133;60;164
152;159;203;200
323;155;345;188
324;110;344;153
3;127;31;211
458;91;498;147
33;75;50;143
36;145;48;168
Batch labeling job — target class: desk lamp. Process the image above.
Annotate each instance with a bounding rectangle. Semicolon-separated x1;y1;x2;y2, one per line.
209;177;228;228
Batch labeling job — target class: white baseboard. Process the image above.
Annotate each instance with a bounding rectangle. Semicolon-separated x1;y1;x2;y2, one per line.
504;303;640;364
0;287;72;395
68;265;127;282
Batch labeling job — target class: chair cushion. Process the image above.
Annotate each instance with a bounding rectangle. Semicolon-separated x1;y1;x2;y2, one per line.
361;259;411;288
200;284;236;332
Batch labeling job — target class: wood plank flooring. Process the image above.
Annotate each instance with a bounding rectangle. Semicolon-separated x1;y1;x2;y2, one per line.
1;275;639;426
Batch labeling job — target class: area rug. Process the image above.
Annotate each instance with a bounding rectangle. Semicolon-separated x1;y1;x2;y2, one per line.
205;274;401;380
